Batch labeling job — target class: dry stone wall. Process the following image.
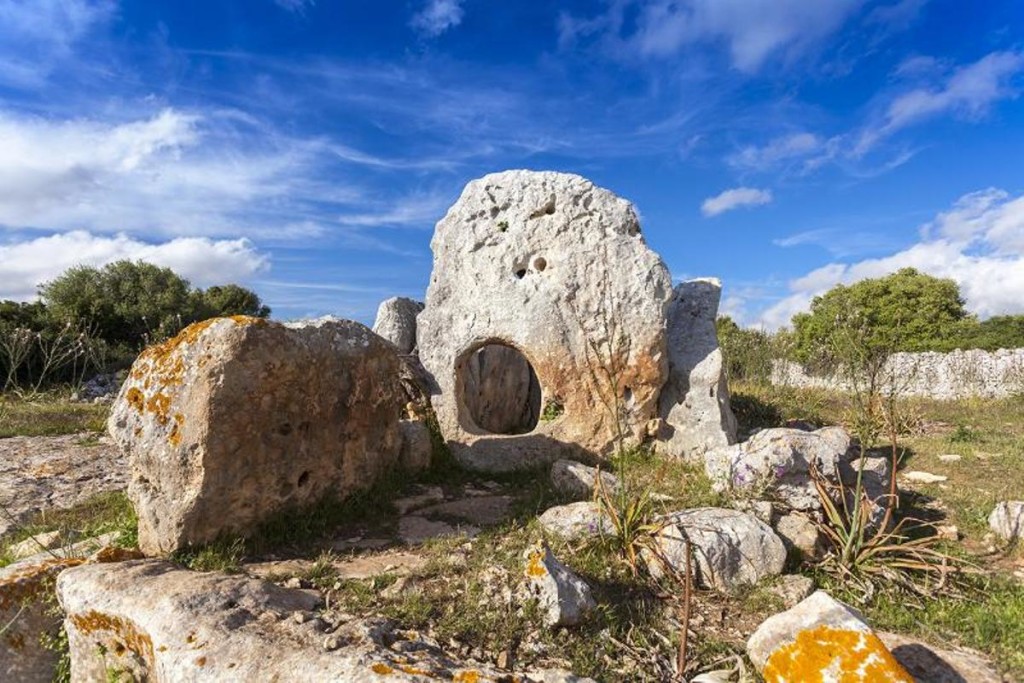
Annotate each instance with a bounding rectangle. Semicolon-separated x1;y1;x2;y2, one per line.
772;348;1024;399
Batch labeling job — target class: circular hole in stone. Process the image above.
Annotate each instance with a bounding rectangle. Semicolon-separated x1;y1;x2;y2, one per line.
457;343;542;435
297;471;310;487
514;268;527;279
532;256;547;272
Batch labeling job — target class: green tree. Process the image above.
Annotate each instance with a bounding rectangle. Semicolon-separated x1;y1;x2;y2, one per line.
197;284;271;319
792;268;970;369
955;315;1024;351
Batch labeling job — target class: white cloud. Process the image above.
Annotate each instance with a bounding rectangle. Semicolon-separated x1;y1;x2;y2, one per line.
757;188;1024;329
856;51;1024;154
0;0;114;87
410;0;465;38
701;187;773;217
0;231;269;301
563;0;865;72
728;132;829;170
0;107;360;239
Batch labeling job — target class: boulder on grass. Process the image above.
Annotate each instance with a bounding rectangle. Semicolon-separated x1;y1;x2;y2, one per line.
109;317;409;555
550;459;619;500
989;500;1024;541
522;542;595;627
747;591;913;682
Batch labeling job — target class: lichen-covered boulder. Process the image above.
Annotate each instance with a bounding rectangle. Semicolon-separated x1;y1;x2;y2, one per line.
656;279;737;459
522;542;595;627
56;560;529;682
538;502;614;540
418;170;672;471
747;591;913;682
0;558;82;683
550;459;619;500
647;508;786;591
108;316;408;555
371;297;424;354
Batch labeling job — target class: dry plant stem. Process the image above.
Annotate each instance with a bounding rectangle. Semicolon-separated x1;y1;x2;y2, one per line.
676;536;692;680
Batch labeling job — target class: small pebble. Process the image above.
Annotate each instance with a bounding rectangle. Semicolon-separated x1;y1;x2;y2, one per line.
293;611;310;624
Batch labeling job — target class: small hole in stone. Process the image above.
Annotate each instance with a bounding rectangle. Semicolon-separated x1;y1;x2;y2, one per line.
277;423;293;437
298;471;310;487
533;257;547;272
514;268;527;279
623;386;634;407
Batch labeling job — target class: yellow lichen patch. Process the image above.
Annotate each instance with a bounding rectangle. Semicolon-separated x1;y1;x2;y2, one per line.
453;671;481;683
0;558;83;611
146;392;172;424
125;387;145;414
168;413;185;447
371;662;395;675
196;656;207;667
526;550;547;578
763;625;914;683
400;664;430;676
69;610;155;667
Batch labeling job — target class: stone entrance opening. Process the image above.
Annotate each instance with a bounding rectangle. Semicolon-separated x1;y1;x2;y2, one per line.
457;343;542;435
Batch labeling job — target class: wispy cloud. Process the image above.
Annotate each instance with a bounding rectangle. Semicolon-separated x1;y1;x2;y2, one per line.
856;50;1024;155
273;0;314;14
0;231;268;301
701;187;773;217
410;0;466;38
0;0;115;87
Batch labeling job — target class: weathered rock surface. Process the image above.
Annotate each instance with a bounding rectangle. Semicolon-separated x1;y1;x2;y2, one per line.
398;516;479;545
0;557;82;683
747;591;913;682
0;434;126;539
705;426;852;512
772;512;822;560
371;297;424;354
989;500;1024;541
538;502;614;540
656;279;737;460
418;170;672;471
397;420;432;472
647;508;786;591
58;560;552;682
108;316;410;555
878;632;1003;683
767;575;815;609
522;543;595;627
550;459;619;500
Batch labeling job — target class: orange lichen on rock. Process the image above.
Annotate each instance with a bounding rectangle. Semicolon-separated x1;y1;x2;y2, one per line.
453;671;481;683
69;609;155;666
526;550;547;578
0;558;83;611
763;625;913;683
371;662;395;675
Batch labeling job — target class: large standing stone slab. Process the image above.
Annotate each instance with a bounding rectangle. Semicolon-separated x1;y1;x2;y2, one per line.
371;297;424;354
108;316;408;555
418;171;672;471
747;591;913;682
657;279;737;460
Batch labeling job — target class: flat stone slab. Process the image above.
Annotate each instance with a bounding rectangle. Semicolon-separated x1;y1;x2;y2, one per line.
398;516;480;545
0;434;126;539
245;551;428;582
416;495;515;527
879;632;1002;683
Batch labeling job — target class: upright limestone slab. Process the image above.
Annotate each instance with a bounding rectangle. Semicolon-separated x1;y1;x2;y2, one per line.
657;278;737;459
418;170;672;471
108;317;405;554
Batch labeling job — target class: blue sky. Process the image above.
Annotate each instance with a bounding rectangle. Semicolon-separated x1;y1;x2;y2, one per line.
1;0;1023;328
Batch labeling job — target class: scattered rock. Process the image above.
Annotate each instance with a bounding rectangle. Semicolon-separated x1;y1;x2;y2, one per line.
418;170;672;471
397;419;432;472
902;471;948;485
398;517;479;545
768;575;815;609
109;317;409;555
6;530;74;560
747;591;913;681
537;502;614;540
772;512;822;561
989;500;1024;541
878;632;1003;683
522;542;595;627
656;278;738;460
647;508;786;591
58;560;547;682
936;524;959;541
731;499;773;524
550;460;619;500
333;552;427;580
937;453;962;463
0;434;126;540
704;427;851;513
371;297;424;354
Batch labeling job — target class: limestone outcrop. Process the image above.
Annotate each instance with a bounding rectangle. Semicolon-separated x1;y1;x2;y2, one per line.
418;170;673;471
108;316;410;555
372;297;424;354
657;279;737;460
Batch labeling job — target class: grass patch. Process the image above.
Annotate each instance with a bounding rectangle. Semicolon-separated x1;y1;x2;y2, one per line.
0;397;108;438
0;491;138;566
